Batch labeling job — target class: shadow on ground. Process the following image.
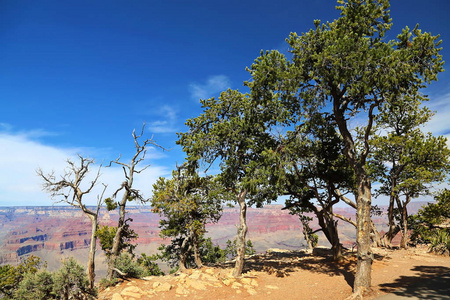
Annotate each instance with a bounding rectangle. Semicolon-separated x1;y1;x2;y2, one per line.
378;265;450;300
214;249;386;289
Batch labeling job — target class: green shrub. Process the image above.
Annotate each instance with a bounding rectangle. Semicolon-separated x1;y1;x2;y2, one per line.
136;253;165;276
98;277;120;290
0;255;42;299
410;189;450;255
429;230;450;256
52;257;96;300
14;270;54;300
224;238;256;260
113;252;146;278
199;237;226;264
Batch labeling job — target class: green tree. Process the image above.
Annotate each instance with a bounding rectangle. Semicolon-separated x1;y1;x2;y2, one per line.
151;165;224;271
410;189;450;255
246;0;443;295
278;114;354;260
0;256;41;299
177;89;279;277
371;99;450;248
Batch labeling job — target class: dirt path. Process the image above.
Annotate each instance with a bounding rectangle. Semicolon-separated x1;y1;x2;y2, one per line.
98;246;450;300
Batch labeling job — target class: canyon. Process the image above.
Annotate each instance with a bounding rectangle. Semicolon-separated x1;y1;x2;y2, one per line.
0;202;427;273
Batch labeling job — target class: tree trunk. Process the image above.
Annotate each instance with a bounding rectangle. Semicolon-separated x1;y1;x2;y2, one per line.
193;233;203;268
328;221;343;260
353;176;373;295
400;196;410;249
87;214;98;290
107;202;126;280
370;220;383;248
232;189;248;278
300;217;314;252
316;209;343;260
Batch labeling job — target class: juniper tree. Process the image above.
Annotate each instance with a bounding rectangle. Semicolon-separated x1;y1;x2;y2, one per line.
371;100;450;248
245;0;443;295
177;89;279;277
151;165;224;271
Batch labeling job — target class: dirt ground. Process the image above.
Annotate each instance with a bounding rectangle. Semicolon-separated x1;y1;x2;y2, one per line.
98;246;450;300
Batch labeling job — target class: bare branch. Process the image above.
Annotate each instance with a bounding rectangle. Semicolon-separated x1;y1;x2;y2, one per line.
333;213;357;227
334;188;356;209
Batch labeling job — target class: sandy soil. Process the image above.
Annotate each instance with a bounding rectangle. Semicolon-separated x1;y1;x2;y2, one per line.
98;246;450;300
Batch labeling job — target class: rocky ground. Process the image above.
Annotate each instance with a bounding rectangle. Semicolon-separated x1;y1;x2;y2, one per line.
98;246;450;300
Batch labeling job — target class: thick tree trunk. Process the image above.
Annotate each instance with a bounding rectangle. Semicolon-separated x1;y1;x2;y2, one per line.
316;209;342;260
232;189;248;278
87;214;97;290
328;221;343;260
353;177;373;295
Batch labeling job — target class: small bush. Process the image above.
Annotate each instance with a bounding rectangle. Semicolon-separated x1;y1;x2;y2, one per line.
0;255;42;299
53;257;96;300
137;253;165;276
429;230;450;256
114;252;146;278
14;270;54;300
98;277;120;290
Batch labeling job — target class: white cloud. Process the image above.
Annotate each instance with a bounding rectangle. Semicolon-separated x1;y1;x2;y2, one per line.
424;92;450;147
0;131;170;206
148;105;178;134
189;75;231;100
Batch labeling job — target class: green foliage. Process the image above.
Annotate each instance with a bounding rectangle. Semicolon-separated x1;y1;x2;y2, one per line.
104;197;118;211
199;237;226;264
136;253;165;276
14;270;54;300
177;89;280;207
157;237;228;268
98;277;120;289
113;252;146;278
151;166;225;269
52;257;96;299
0;255;41;298
410;189;450;255
224;239;256;259
0;256;95;300
429;230;450;256
96;224;138;257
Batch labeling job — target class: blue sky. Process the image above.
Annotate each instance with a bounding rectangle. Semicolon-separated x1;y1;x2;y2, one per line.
1;0;449;206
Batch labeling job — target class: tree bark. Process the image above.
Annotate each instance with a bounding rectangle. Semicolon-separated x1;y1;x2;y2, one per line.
87;214;98;290
193;233;203;268
107;200;127;280
353;176;373;295
400;196;411;249
232;189;248;278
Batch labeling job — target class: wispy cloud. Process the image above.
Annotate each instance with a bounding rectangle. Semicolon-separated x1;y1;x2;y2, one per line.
148;105;178;134
0;129;170;206
189;75;231;100
424;92;450;147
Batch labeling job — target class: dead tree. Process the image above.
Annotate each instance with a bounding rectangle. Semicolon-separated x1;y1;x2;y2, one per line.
37;155;106;289
106;125;165;280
